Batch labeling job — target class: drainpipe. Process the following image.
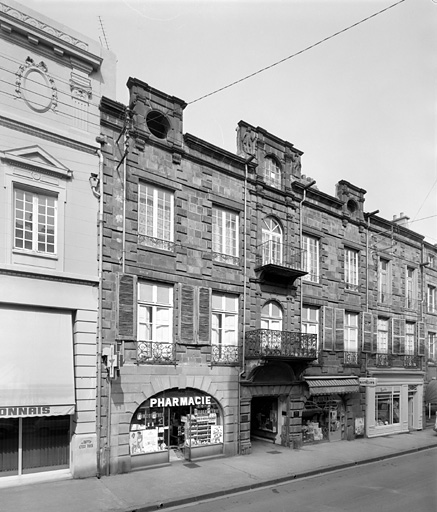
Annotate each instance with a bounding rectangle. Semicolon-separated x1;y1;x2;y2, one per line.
95;141;105;478
238;154;254;455
299;180;316;330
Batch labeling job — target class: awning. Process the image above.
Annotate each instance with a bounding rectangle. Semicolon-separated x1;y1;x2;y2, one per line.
305;377;360;396
0;306;75;418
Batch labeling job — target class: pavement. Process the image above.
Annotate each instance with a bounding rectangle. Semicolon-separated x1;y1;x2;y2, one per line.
1;423;437;512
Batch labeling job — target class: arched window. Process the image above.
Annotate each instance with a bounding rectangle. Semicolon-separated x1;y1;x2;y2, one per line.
261;302;283;330
262;216;283;265
264;156;281;189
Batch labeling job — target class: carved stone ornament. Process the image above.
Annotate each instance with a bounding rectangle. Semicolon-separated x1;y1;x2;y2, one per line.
70;72;92;102
0;2;88;51
237;126;257;157
15;57;58;113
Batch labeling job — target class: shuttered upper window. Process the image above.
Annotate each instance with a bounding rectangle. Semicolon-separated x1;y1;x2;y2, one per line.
344;312;358;352
212;293;238;347
138;281;173;343
138;183;174;251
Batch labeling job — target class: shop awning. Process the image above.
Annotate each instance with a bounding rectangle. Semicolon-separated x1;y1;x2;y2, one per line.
305;377;360;396
0;306;75;418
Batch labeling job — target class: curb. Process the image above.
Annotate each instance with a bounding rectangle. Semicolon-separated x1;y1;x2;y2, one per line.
127;443;437;512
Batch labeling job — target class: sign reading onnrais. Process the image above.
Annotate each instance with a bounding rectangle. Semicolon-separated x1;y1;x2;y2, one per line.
150;396;212;408
0;405;74;418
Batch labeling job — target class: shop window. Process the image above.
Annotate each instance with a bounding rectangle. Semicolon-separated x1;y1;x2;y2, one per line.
211;293;238;364
302;235;319;283
138;183;174;251
344;248;359;291
137;281;174;364
375;391;400;426
14;187;57;255
264;156;281;189
0;416;70;475
129;391;223;458
212;206;239;265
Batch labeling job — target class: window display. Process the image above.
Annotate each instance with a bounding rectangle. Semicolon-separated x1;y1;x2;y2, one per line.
375;391;400;426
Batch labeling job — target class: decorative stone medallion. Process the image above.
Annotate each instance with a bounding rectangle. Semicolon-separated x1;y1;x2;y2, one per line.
15;57;58;113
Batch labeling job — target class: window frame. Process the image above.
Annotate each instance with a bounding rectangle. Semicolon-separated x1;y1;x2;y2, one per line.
137;281;174;343
302;234;320;283
344;311;359;352
261;216;283;266
263;156;282;189
377;317;389;354
261;301;283;331
302;305;319;348
405;266;417;309
428;332;436;362
211;293;238;347
405;322;415;355
378;258;391;303
344;248;359;291
138;183;174;250
13;186;57;256
212;206;239;263
428;285;436;314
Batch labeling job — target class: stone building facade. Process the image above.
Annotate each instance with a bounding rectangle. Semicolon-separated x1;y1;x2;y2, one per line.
0;0;115;483
98;76;436;474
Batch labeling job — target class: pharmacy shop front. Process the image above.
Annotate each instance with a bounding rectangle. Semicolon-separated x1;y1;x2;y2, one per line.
129;389;224;468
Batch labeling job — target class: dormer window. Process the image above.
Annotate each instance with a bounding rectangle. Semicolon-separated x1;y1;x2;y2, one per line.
264;156;281;189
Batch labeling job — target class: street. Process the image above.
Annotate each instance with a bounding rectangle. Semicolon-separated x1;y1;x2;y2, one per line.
168;450;437;512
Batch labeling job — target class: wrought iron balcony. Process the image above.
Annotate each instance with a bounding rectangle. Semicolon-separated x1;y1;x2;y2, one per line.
254;241;307;285
137;341;176;364
403;354;422;368
373;352;393;367
138;234;176;252
245;329;318;360
211;343;239;365
343;351;360;366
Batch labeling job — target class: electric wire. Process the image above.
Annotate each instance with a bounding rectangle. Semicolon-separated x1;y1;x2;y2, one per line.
187;0;407;105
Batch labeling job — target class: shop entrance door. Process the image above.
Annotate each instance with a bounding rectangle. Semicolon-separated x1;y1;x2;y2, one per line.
251;396;279;443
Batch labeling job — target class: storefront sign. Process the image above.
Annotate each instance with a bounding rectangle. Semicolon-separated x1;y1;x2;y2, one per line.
359;378;377;386
0;405;74;418
150;395;212;408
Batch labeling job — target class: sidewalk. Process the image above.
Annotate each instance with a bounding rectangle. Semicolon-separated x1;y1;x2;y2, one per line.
2;427;437;512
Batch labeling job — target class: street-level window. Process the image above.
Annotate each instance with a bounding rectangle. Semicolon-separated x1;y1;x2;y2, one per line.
211;293;238;362
302;235;319;283
14;188;56;254
138;183;174;251
344;248;359;291
428;285;436;314
428;332;436;363
137;281;174;363
264;156;281;189
377;318;389;353
375;390;400;426
212;207;239;264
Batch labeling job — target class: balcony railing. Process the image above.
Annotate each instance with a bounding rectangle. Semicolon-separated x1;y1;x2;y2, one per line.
255;241;304;270
137;341;176;364
211;343;239;365
374;352;393;367
344;351;360;366
138;234;176;252
245;329;318;359
403;354;421;368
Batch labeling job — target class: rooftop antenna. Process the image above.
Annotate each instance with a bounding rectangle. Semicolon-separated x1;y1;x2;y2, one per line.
98;16;110;50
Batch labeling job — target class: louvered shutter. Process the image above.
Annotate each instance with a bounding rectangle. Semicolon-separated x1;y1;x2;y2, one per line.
323;306;334;350
362;312;373;353
180;284;195;343
373;315;378;353
198;287;211;343
335;308;344;351
118;274;137;339
418;321;425;356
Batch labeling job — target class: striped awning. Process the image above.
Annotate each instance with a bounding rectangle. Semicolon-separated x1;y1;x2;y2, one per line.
305;378;359;396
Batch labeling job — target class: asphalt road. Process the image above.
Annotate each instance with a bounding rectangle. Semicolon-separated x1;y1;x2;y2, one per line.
168;449;437;512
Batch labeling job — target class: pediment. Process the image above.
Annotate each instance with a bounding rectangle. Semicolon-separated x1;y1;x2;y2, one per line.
2;146;72;179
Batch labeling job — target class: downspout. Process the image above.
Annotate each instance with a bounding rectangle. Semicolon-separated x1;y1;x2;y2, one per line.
95;144;104;478
299;180;316;330
239;155;254;454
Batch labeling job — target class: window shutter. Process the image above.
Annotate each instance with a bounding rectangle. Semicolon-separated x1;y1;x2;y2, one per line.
198;287;211;343
373;315;378;353
323;306;334;350
418;321;425;356
335;308;344;351
118;274;137;339
180;284;195;343
362;312;373;353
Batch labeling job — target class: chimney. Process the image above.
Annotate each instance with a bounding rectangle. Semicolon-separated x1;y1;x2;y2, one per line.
392;212;410;229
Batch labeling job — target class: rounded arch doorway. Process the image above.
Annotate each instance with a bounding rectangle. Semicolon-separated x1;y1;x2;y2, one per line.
129;388;224;468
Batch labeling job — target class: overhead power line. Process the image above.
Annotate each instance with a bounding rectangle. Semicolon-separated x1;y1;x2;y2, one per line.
187;0;406;105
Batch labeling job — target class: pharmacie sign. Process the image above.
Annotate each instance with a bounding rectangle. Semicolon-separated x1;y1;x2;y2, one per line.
150;395;212;408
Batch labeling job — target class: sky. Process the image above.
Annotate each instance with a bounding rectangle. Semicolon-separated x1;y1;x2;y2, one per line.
26;0;437;244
